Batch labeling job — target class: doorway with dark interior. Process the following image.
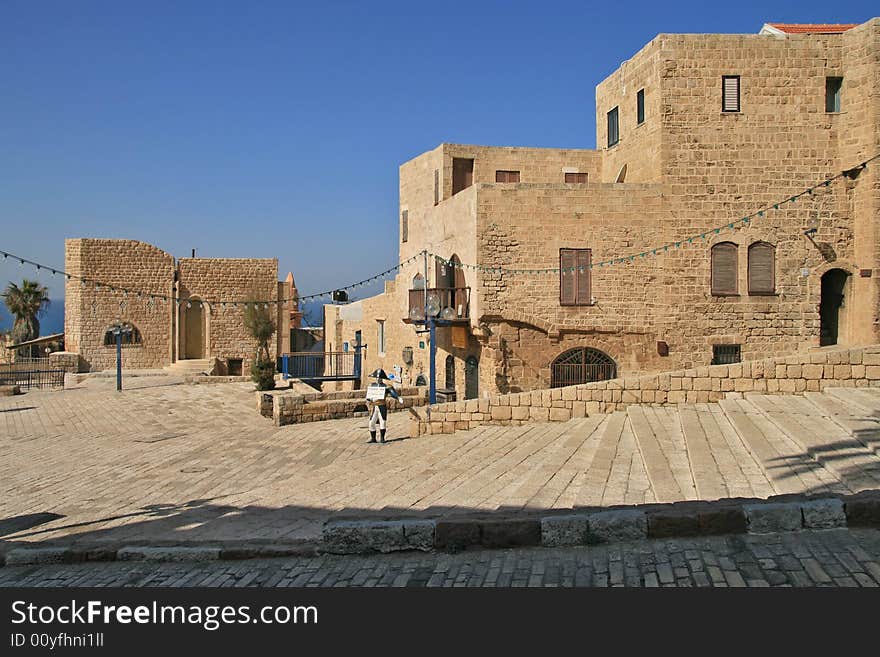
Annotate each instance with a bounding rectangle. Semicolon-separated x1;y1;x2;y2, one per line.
820;268;849;346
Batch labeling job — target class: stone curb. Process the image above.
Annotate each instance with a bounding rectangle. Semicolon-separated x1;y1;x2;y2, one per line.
2;492;878;566
319;491;880;554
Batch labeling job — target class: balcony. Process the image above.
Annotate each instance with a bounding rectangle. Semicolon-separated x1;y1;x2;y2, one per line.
406;287;470;323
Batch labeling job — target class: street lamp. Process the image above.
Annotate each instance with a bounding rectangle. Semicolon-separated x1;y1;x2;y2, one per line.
109;321;133;391
425;293;441;404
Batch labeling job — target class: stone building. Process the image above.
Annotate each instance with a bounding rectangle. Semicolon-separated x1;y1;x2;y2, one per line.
64;239;292;373
328;19;880;399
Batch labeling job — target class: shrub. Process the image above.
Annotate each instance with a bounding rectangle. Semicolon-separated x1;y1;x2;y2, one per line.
251;356;276;391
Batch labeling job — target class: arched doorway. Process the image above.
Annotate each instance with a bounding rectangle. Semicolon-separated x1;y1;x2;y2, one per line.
820;268;849;346
551;347;616;388
445;354;455;390
184;300;206;358
465;356;479;399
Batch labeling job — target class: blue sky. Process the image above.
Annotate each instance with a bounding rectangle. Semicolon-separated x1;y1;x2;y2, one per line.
2;0;877;331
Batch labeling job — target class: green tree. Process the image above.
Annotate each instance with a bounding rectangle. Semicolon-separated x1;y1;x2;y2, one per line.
2;279;50;357
244;302;276;390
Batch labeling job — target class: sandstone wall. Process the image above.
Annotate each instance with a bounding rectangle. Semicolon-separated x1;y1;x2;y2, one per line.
414;345;880;436
64;239;175;371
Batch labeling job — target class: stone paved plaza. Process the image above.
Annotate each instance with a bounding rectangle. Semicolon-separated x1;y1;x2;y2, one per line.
2;529;879;587
3;376;880;550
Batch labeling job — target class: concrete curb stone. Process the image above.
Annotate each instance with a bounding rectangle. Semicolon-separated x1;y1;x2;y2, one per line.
801;498;846;529
116;546;222;562
586;509;648;543
744;502;803;534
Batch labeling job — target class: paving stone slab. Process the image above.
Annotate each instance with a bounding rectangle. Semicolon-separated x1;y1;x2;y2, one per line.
745;502;803;534
801;498;846;529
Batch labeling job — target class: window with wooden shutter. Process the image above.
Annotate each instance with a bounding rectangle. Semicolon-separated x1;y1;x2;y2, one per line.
722;76;740;112
401;210;408;243
495;170;520;183
560;248;591;306
748;242;775;295
711;242;738;295
564;172;588;183
433;169;440;205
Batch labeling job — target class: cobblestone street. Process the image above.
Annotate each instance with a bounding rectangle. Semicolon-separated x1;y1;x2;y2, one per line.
2;529;879;587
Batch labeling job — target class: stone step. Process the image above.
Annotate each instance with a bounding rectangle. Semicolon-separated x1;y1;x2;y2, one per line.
743;393;880;493
627;406;697;501
678;405;729;501
803;392;880;457
717;398;840;496
824;387;880;418
164;359;212;374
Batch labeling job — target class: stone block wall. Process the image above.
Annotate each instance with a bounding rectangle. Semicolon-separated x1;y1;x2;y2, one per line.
260;386;429;426
412;345;880;435
48;351;82;373
65;239;176;371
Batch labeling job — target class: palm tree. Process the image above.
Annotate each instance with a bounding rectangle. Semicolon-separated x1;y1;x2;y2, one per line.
2;279;50;357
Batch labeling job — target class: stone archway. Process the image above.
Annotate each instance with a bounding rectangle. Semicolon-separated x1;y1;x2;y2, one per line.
550;347;616;388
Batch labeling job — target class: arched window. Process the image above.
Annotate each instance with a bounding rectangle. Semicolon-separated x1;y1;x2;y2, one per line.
103;324;142;347
748;242;775;295
711;242;738;295
412;273;425;290
551;348;616;388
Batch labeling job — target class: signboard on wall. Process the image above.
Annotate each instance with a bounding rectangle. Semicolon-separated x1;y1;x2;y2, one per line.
452;325;468;349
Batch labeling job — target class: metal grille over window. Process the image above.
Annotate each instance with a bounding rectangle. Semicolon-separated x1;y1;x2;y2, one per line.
748;242;775;295
711;242;738;295
722;76;740;112
712;344;741;365
551;348;616;388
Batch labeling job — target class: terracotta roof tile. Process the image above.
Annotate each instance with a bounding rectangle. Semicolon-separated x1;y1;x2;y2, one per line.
765;23;859;34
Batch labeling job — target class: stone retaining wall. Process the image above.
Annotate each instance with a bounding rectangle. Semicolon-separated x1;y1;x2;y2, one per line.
259;386;429;426
412;345;880;435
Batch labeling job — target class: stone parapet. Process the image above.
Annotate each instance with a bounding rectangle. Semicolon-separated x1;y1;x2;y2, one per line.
413;344;880;435
258;386;429;426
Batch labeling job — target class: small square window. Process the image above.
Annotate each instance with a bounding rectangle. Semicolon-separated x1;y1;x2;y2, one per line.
826;77;842;113
712;344;741;365
722;76;740;112
607;107;619;147
636;88;645;124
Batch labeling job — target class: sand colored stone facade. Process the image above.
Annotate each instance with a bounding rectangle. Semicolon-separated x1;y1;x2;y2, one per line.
326;19;880;399
64;239;291;372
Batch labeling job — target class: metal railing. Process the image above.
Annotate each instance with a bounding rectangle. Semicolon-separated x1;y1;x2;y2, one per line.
0;366;64;390
282;350;362;381
408;287;470;321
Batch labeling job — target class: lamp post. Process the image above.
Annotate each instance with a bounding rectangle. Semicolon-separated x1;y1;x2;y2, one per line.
110;322;133;391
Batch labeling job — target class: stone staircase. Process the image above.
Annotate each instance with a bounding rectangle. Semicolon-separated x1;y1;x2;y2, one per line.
606;387;880;503
163;359;212;375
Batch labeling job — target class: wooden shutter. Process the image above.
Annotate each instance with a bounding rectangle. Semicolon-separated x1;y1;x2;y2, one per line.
401;210;408;243
560;249;576;305
495;170;520;183
565;172;587;183
748;242;775;295
722;76;740;112
435;256;447;288
711;242;738;295
433;169;440;205
576;249;592;305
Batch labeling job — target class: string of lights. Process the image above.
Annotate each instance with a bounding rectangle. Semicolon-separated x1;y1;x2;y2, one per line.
1;153;876;306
